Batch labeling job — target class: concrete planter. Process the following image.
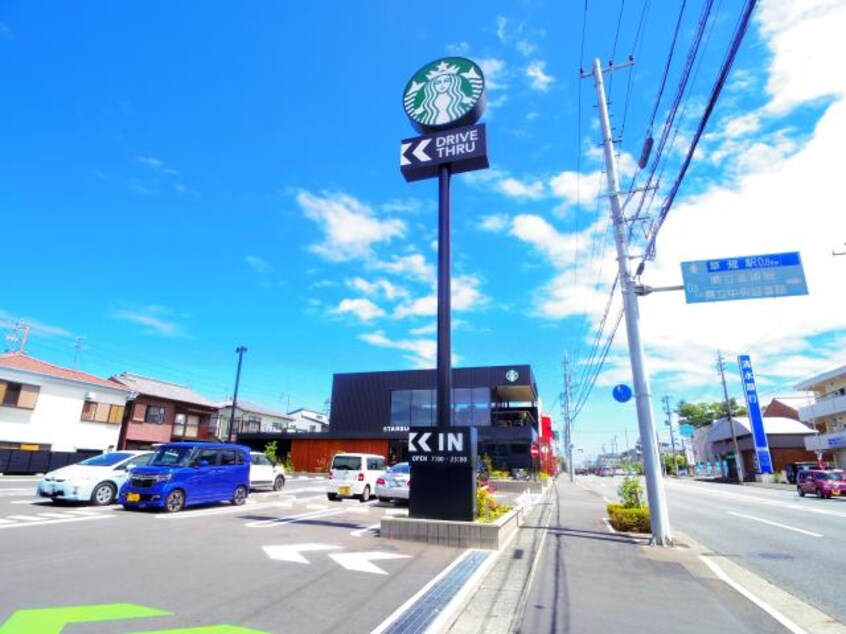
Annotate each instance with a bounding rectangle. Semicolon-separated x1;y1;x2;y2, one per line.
486;479;546;494
381;506;523;550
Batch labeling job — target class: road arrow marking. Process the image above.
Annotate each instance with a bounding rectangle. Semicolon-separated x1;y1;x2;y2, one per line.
400;142;412;166
412;139;431;162
330;551;411;575
262;543;342;564
0;603;169;634
351;523;381;537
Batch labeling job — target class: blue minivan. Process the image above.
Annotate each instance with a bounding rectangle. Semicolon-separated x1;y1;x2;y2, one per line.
118;442;251;513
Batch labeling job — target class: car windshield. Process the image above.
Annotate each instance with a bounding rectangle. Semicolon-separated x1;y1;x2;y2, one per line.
388;463;409;474
820;472;846;481
150;446;194;467
332;456;361;470
79;452;135;467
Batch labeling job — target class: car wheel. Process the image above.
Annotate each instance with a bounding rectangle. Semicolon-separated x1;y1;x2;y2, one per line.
816;488;824;499
797;486;805;497
327;492;338;501
164;489;185;513
359;485;371;503
90;482;116;506
232;485;248;506
273;475;285;491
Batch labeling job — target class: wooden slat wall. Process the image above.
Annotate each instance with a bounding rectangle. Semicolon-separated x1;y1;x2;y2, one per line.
292;439;389;472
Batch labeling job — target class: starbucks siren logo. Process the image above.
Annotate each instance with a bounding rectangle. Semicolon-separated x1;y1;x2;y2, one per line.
403;57;486;132
505;369;519;383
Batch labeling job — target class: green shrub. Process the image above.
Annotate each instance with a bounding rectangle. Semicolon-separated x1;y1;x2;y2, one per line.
618;476;644;509
283;453;295;473
476;487;511;523
264;441;278;464
607;503;651;533
490;468;511;480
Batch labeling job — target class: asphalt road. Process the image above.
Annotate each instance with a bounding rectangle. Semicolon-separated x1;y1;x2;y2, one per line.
0;475;463;633
582;475;846;626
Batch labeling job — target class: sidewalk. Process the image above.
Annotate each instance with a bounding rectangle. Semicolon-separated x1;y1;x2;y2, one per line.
444;477;807;634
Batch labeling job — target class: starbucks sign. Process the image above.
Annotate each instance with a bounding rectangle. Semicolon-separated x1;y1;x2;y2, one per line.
403;57;487;133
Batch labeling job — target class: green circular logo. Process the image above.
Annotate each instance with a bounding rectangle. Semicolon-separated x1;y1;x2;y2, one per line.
403;57;486;133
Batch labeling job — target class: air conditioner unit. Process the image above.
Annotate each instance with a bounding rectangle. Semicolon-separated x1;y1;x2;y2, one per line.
85;392;96;401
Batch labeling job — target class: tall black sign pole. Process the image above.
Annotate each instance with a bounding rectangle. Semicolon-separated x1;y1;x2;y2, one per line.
436;164;452;428
401;57;488;521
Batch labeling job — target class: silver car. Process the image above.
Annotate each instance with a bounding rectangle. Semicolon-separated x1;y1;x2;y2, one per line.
375;462;410;504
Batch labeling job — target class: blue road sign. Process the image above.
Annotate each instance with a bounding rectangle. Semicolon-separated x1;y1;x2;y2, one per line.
612;384;633;403
679;424;695;438
680;251;808;304
738;354;773;474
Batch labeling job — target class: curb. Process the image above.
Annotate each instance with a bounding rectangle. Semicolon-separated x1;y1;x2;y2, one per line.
674;529;846;634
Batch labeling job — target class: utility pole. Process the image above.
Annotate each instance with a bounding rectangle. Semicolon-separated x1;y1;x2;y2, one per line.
73;337;85;367
5;321;31;353
562;356;575;482
228;346;248;442
586;57;671;545
717;350;744;484
662;396;678;477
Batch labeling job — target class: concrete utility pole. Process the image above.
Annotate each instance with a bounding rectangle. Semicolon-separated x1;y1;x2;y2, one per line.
717;350;744;483
562;356;575;482
663;396;678;477
229;346;248;442
587;57;671;545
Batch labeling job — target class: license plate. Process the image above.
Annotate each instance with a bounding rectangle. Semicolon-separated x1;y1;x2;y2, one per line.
126;492;140;502
339;486;351;496
832;490;841;496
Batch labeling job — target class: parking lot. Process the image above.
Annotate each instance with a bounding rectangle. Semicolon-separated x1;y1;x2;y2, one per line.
0;476;466;633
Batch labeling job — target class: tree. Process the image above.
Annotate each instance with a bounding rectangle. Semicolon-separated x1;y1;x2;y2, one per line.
675;399;746;428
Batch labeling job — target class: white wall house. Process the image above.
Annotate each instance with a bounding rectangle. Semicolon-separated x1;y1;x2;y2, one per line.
215;399;295;438
0;352;132;453
286;408;329;433
796;365;846;469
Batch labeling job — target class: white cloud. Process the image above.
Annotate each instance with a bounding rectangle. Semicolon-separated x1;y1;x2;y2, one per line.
516;40;537;57
498;177;545;200
0;310;72;338
446;41;471;55
410;323;437;336
495;16;508;43
393;275;485;319
112;306;185;338
297;190;406;262
526;61;554;92
137;155;178;176
245;255;272;275
479;214;510;233
757;0;846;114
333;298;386;322
347;277;408;301
360;331;439;368
374;253;435;283
479;58;507;91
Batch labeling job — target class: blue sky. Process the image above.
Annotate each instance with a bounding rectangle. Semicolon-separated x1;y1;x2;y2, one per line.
2;1;845;461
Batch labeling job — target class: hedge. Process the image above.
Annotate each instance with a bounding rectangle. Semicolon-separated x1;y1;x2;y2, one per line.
607;503;651;533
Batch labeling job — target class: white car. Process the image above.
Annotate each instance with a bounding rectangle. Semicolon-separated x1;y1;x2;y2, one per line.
37;451;153;506
326;453;386;502
375;462;410;504
249;452;286;491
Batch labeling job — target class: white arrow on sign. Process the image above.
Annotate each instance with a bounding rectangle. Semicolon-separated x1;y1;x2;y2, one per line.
262;543;342;564
400;142;412;166
412;138;431;162
409;432;432;452
330;551;411;575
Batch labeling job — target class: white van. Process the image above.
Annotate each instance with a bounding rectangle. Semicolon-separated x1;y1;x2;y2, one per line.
326;453;386;502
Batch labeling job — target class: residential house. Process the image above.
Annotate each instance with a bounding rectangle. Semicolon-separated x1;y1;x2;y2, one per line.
0;352;132;473
704;416;820;480
795;365;846;469
214;399;295;441
285;408;329;433
110;373;219;450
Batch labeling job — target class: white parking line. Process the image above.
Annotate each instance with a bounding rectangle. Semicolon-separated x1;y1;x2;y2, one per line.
155;500;293;521
37;513;75;519
351;523;381;537
245;507;348;528
0;515;114;530
7;515;47;522
727;511;823;537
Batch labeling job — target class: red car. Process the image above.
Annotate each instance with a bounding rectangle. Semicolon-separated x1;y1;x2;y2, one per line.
797;469;846;499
